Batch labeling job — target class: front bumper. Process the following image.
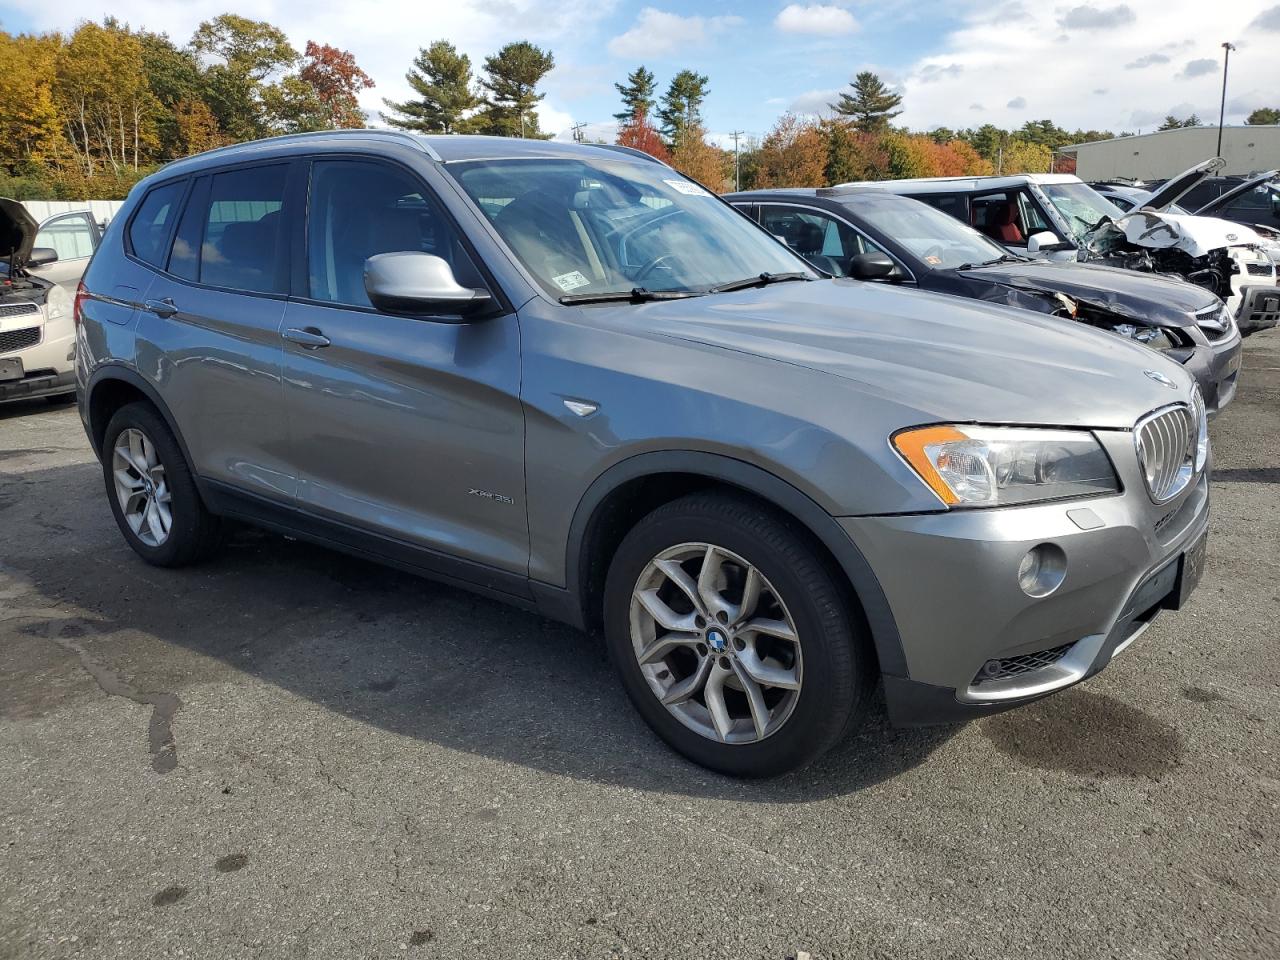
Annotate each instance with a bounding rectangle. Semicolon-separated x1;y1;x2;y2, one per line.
1236;284;1280;337
1184;328;1242;416
0;367;75;402
843;431;1210;725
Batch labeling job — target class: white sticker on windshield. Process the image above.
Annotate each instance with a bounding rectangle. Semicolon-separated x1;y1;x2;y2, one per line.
552;270;591;292
664;179;711;197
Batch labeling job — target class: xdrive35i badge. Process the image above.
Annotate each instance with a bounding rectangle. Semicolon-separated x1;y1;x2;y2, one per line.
1144;369;1178;389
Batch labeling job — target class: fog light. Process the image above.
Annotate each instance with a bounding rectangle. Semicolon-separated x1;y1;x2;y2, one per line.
1018;543;1066;597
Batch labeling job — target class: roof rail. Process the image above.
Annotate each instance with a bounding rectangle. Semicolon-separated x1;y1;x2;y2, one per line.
595;143;671;167
163;128;443;170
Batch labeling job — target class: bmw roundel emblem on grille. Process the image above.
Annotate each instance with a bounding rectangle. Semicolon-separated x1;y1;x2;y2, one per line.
1144;369;1178;389
706;629;727;653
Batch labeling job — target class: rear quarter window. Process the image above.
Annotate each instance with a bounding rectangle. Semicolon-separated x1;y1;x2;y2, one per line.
128;181;187;267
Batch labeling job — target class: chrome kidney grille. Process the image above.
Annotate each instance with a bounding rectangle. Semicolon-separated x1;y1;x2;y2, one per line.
1134;403;1198;503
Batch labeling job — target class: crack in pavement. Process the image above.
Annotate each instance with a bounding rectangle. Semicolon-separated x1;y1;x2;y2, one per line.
3;562;183;774
48;629;184;774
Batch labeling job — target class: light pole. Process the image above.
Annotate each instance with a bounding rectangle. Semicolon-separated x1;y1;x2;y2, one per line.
1217;42;1235;158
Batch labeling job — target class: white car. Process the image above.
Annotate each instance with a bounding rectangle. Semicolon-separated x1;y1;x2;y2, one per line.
842;166;1279;335
0;198;76;404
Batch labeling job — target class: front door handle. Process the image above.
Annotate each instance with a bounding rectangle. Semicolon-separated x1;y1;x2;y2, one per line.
143;298;177;319
283;327;331;349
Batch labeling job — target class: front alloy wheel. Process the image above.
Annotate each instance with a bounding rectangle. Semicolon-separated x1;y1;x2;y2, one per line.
630;543;803;743
604;492;875;777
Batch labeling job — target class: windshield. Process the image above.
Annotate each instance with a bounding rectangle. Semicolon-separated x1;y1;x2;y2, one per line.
844;193;1010;270
447;157;813;298
1039;182;1125;241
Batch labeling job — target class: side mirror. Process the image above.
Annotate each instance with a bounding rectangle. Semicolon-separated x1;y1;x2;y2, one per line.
1026;231;1062;254
848;251;897;281
27;247;58;267
363;252;491;319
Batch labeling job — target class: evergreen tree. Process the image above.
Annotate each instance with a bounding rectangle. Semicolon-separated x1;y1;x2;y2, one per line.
1246;107;1280;125
381;41;480;134
474;41;555;138
614;65;657;125
830;71;902;132
658;69;709;147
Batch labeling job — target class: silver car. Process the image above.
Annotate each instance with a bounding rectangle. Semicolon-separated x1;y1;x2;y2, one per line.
76;133;1210;776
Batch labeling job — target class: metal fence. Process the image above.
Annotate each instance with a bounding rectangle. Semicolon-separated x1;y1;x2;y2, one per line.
19;200;126;227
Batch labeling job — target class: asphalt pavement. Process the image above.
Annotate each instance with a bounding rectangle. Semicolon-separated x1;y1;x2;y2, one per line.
2;332;1278;959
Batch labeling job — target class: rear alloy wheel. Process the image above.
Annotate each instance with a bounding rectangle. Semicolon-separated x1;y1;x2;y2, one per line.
604;492;875;776
102;402;222;567
112;427;173;547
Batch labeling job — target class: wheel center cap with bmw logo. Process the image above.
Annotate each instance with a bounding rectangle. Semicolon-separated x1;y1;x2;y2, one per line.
706;628;728;653
1144;369;1178;389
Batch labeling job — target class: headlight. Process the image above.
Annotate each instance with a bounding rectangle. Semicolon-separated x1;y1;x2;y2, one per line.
893;425;1120;507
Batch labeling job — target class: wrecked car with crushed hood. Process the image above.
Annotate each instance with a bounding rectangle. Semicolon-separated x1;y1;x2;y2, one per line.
0;197;76;404
727;187;1242;415
842;168;1279;337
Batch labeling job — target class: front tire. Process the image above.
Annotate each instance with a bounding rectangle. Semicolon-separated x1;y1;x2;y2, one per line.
102;402;222;567
603;492;876;777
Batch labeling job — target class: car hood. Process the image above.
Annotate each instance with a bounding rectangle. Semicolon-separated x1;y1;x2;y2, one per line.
1137;157;1226;212
956;258;1216;326
0;197;37;273
1087;210;1261;259
628;280;1193;430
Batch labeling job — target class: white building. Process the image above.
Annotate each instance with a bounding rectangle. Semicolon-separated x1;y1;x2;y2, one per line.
1061;125;1280;181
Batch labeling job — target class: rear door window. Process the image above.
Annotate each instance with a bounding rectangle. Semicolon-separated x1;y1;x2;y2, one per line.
128;181;186;267
198;165;289;295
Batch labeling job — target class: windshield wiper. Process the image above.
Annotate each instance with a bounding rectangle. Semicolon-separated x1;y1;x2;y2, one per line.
559;287;700;305
709;272;812;294
957;254;1024;270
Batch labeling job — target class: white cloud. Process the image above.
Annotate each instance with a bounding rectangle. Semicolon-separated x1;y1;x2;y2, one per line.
1250;5;1280;30
1057;4;1136;29
774;4;859;35
788;88;843;116
606;7;742;59
896;1;1272;133
1006;96;1027;109
1177;58;1217;79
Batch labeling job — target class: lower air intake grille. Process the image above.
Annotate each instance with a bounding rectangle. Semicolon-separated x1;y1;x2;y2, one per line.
0;326;40;354
974;643;1074;685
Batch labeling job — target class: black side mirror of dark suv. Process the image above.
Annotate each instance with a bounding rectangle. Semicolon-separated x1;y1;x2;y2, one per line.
364;251;492;322
848;251;897;281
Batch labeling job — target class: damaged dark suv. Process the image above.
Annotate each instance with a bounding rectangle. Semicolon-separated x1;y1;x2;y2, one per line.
729;187;1243;416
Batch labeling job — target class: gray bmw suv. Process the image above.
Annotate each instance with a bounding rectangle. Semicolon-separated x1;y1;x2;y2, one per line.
76;132;1210;776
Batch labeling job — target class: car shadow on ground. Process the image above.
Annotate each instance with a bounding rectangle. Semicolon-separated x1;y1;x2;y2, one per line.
4;460;958;803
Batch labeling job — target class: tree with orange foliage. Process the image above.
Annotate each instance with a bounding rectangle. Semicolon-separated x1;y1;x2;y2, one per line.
754;113;828;188
669;123;730;192
298;41;374;129
616;106;670;162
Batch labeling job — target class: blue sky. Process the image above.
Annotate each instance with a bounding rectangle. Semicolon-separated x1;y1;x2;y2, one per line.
1;1;1277;144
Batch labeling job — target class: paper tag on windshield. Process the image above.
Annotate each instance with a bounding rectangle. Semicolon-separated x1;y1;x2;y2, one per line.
552;270;591;292
664;179;711;197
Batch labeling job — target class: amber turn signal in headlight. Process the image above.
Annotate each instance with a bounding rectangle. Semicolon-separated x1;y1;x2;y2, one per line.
892;425;1120;507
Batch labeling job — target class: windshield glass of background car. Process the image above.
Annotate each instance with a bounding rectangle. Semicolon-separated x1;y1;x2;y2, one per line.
847;195;1009;270
1040;183;1124;241
448;157;813;297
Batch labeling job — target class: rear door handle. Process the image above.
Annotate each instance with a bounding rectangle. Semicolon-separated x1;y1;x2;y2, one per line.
143;298;177;319
283;327;331;349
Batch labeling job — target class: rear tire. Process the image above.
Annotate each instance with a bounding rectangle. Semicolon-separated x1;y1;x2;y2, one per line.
603;491;876;777
102;402;222;567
